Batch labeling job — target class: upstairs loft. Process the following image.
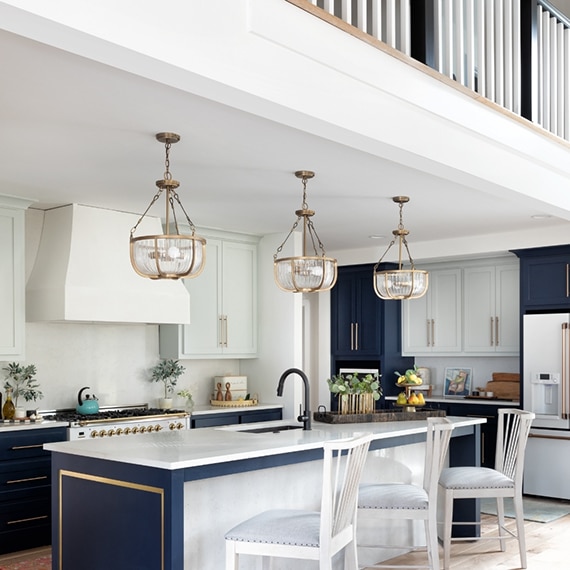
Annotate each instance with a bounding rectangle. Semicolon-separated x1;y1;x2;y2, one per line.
290;0;570;144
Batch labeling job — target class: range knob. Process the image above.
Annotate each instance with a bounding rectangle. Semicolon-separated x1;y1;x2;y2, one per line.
90;431;98;438
98;430;107;437
124;427;132;435
116;428;123;436
153;424;163;432
107;429;116;437
132;427;139;434
144;425;153;433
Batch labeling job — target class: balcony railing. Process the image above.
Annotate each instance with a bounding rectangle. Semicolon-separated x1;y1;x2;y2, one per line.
290;0;570;142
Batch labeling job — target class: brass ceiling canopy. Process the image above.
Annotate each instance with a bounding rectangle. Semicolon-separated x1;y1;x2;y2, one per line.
130;132;206;280
373;196;429;300
273;170;337;293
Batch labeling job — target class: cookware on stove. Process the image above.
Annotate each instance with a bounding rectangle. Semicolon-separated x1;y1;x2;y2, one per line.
76;386;99;415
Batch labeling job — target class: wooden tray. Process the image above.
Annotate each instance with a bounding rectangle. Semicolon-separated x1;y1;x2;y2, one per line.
314;408;446;424
210;399;258;408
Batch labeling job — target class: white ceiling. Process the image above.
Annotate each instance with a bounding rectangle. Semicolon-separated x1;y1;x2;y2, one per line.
0;23;569;258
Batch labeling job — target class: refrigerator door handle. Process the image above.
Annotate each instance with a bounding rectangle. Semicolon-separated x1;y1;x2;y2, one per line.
563;323;569;420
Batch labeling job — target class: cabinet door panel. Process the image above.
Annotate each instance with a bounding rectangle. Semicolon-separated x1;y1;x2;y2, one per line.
354;272;381;355
463;266;495;352
496;265;519;353
402;294;430;353
524;258;570;307
222;241;257;355
181;239;222;355
331;274;355;355
430;269;462;353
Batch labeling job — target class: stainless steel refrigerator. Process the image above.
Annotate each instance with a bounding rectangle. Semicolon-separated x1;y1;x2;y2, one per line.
523;313;570;499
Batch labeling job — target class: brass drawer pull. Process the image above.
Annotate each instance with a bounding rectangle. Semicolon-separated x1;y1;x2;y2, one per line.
7;514;48;525
10;444;44;451
7;475;48;485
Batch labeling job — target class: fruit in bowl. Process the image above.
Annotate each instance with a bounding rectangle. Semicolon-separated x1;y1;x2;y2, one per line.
395;365;423;385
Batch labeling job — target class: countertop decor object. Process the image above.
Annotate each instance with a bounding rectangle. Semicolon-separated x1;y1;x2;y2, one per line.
150;358;185;409
273;170;337;293
373;196;428;300
130;132;206;280
327;371;381;415
2;362;43;408
210;397;258;408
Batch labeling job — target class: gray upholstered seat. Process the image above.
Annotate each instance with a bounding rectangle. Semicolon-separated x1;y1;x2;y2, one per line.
225;509;320;547
438;466;514;490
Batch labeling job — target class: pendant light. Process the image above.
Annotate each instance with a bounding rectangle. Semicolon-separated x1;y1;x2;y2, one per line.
373;196;428;300
130;132;206;280
274;170;337;293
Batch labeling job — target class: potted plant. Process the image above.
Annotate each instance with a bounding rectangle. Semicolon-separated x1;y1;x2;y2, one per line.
150;359;185;409
3;362;44;414
327;372;381;415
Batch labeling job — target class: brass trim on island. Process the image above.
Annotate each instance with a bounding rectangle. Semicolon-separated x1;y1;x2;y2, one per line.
58;469;165;570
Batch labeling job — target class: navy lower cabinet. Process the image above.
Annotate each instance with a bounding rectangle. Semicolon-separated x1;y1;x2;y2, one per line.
191;408;282;429
447;403;500;468
0;426;66;554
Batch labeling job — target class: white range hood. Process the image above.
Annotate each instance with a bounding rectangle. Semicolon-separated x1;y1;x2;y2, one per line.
26;204;191;324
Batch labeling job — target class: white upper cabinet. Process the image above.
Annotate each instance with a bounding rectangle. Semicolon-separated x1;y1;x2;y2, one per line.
159;230;258;359
0;196;33;359
463;262;519;354
402;257;519;356
402;268;462;355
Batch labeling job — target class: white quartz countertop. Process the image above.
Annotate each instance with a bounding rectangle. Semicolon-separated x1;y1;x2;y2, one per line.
44;416;484;471
0;419;69;432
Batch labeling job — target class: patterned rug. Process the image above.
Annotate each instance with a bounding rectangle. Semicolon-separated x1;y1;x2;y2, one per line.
0;554;51;570
481;496;570;523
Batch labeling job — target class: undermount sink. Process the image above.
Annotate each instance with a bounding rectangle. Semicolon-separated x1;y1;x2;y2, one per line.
239;425;304;434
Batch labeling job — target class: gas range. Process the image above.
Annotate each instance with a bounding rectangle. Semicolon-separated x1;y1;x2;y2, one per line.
42;404;190;440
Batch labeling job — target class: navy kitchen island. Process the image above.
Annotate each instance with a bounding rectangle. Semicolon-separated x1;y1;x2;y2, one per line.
46;416;483;570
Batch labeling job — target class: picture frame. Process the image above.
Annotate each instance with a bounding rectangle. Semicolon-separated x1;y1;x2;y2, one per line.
443;367;472;398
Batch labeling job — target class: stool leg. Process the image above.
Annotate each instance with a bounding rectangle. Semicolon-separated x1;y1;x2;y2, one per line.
513;494;527;569
442;489;453;570
426;511;440;570
225;540;238;570
496;498;506;552
343;536;358;570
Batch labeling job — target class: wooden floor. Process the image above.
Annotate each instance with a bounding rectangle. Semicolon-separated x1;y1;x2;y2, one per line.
363;512;570;569
1;512;568;568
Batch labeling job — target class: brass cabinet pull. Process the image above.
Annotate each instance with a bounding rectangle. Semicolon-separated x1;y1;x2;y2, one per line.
218;316;224;347
223;315;228;348
355;322;359;351
567;263;569;298
495;316;499;346
431;319;435;346
426;320;430;346
7;475;48;485
350;323;354;351
490;317;494;346
7;514;48;526
10;444;43;451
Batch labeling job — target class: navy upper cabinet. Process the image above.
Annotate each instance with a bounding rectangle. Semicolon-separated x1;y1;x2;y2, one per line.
331;265;383;357
513;245;570;310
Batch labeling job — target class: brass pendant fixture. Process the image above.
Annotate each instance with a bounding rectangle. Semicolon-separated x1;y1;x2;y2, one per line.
373;196;428;300
130;132;206;280
274;170;337;293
